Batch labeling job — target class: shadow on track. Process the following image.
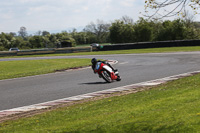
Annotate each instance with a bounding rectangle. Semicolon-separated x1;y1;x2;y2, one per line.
79;82;108;85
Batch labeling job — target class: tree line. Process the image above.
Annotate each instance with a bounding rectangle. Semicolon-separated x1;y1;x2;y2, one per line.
0;16;200;51
110;17;200;43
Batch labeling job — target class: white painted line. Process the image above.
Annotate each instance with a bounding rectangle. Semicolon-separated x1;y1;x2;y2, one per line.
119;62;128;65
0;106;49;113
140;82;161;86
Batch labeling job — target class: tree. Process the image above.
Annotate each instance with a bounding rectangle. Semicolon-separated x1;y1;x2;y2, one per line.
9;32;17;37
0;33;10;50
15;36;30;49
154;19;189;40
29;36;44;48
0;33;18;50
18;26;28;39
42;31;50;36
48;34;59;48
109;20;135;43
121;15;134;24
134;18;153;42
35;30;42;36
71;31;88;45
109;20;124;43
144;0;200;19
83;19;110;43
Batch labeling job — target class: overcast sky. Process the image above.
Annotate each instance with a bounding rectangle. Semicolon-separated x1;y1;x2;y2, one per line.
0;0;199;34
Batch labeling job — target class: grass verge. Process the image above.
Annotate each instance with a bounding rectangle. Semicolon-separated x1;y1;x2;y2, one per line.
0;73;200;132
0;58;91;80
1;46;200;58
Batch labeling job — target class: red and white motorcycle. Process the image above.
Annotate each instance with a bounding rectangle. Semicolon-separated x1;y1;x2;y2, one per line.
94;62;121;83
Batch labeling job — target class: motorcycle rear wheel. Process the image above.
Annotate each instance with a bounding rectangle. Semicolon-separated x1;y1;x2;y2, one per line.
101;71;112;83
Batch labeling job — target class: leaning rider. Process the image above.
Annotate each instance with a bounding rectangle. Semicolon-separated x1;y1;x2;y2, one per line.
91;58;117;73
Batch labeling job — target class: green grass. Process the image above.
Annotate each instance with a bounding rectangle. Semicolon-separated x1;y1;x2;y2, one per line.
1;46;200;58
0;58;91;80
1;74;200;132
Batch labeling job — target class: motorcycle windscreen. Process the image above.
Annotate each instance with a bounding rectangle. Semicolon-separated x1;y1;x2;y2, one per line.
102;65;113;73
95;62;101;70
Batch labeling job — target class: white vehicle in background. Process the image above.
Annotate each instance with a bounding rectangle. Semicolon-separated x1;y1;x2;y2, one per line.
90;43;101;51
9;48;20;51
90;43;100;47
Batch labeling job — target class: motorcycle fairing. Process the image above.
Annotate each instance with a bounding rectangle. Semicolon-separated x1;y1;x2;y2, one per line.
102;65;113;73
110;72;118;80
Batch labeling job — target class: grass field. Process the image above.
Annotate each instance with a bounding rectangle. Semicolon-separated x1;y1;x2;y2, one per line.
0;58;91;80
0;73;200;132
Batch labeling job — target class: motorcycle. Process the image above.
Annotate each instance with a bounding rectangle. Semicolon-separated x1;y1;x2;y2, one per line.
94;62;121;83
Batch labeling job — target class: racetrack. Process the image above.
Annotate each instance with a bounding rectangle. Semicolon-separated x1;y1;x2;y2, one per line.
1;51;200;111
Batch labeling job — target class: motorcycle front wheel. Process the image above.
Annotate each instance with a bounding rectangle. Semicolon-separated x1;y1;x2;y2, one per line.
116;75;121;81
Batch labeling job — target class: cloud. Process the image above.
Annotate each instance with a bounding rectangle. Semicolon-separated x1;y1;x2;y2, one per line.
26;5;61;16
0;0;145;33
0;6;14;20
120;0;137;7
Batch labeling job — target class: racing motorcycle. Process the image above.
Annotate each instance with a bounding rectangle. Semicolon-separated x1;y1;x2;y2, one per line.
94;62;121;83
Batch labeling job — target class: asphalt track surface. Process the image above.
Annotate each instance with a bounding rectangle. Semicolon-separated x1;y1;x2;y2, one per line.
1;52;200;111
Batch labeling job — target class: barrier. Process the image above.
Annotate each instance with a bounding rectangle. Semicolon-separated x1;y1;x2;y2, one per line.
0;51;17;56
1;40;200;56
99;40;200;51
0;47;92;57
55;47;91;53
17;49;55;55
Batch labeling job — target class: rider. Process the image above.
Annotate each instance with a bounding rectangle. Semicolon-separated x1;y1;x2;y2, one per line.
91;58;117;73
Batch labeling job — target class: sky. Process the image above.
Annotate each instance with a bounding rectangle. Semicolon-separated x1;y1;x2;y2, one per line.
0;0;144;34
0;0;199;34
